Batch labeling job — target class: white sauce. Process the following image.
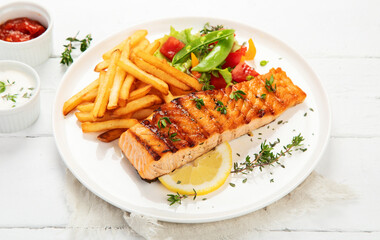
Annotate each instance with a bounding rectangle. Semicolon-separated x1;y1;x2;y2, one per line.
0;70;35;110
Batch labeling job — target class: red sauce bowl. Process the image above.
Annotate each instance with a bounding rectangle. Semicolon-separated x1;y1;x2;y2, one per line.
0;2;53;66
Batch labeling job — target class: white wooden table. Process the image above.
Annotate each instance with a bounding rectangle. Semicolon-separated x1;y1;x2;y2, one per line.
1;0;379;239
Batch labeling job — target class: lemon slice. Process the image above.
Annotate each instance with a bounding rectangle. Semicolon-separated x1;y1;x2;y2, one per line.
159;142;232;195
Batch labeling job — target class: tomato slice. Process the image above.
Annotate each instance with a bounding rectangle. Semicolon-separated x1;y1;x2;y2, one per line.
210;75;227;89
231;62;259;83
222;46;247;69
160;36;185;60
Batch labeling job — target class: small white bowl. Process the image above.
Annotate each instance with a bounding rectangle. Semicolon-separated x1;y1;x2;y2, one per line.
0;60;40;133
0;2;53;66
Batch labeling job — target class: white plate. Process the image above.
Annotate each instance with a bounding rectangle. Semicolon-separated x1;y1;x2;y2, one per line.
53;17;331;223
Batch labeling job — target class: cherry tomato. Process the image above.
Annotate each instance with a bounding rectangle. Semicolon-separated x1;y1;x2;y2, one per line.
231;62;259;83
210;75;227;89
191;71;202;79
160;36;185;60
222;46;247;68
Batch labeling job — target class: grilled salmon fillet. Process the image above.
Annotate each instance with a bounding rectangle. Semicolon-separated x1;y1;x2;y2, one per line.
119;68;306;180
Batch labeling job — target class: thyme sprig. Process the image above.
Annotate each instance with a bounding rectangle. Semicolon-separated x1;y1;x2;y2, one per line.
60;32;92;66
231;134;306;174
158;117;171;129
215;100;227;114
200;23;224;35
2;93;18;102
192;97;205;110
167;189;197;205
265;75;277;93
230;90;246;100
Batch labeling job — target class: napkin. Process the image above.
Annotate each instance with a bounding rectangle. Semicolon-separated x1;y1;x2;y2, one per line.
65;170;354;240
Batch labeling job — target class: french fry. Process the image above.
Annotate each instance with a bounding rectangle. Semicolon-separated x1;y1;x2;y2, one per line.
131;39;149;56
133;57;191;90
82;88;98;102
97;128;127;142
102;30;148;60
118;74;135;106
63;78;99;115
93;50;121;118
162;90;175;103
131;108;155;120
120;39;131;60
82;119;138;133
128;85;152;102
135;50;202;91
77;102;95;112
75;111;116;123
107;66;127;110
94;60;109;72
113;94;162;116
170;85;193;96
129;30;148;48
146;40;160;55
117;59;169;95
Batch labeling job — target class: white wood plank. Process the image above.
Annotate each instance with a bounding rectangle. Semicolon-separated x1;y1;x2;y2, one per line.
0;137;69;227
0;228;143;240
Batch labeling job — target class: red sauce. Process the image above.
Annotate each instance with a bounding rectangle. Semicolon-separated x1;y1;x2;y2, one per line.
0;17;46;42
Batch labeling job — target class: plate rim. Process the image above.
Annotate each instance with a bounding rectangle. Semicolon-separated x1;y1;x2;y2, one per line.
52;16;332;223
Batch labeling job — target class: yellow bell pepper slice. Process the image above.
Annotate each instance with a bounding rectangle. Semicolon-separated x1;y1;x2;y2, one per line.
244;38;256;61
191;52;199;67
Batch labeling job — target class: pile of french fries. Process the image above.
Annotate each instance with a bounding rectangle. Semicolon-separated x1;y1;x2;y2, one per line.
62;30;202;142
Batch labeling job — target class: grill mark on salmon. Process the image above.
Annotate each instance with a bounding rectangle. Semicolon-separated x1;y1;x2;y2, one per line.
172;99;210;139
120;68;307;180
128;129;161;161
141;120;177;153
152;109;192;149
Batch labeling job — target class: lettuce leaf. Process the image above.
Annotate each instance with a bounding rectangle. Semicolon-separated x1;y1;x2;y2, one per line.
170;26;198;45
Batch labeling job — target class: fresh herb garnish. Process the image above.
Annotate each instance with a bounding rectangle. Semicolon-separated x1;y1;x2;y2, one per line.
0;80;15;94
230;90;246;100
265;75;277;93
260;94;267;100
157;117;171;129
167;189;197;205
192;97;205;110
168;127;181;142
61;32;92;66
198;73;215;91
231;134;306;175
246;75;255;81
2;93;18;102
200;23;224;35
260;60;269;66
0;81;5;94
229;183;236;187
215;100;227;114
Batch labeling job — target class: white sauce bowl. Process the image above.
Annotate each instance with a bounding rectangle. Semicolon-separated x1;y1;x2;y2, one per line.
0;2;53;66
0;60;40;133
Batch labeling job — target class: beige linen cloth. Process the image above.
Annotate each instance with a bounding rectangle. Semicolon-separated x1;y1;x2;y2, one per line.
65;170;354;240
